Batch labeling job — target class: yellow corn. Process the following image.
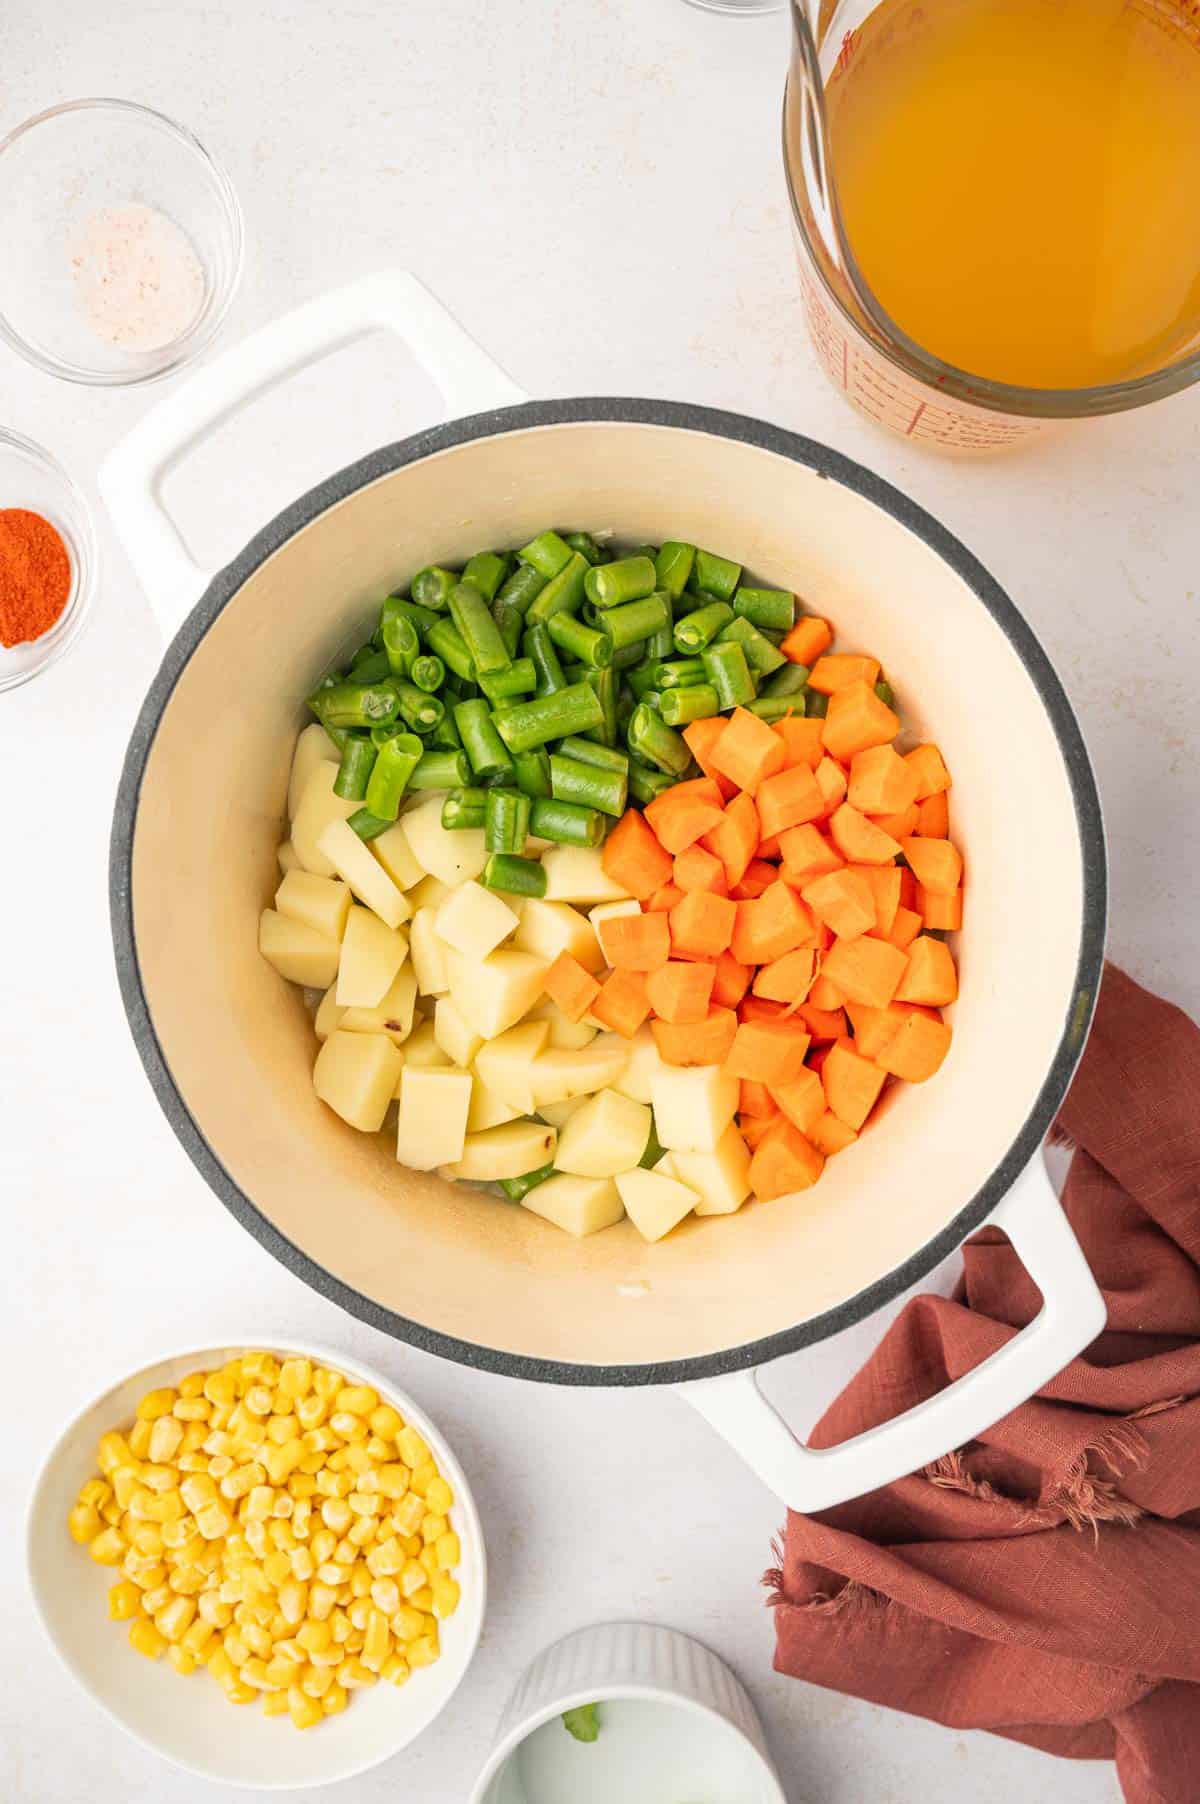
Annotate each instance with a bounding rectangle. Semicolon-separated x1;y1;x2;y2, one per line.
128;1619;167;1660
407;1632;440;1669
424;1475;454;1515
107;1580;141;1620
382;1653;411;1687
301;1662;334;1698
244;1484;275;1521
136;1388;177;1421
431;1575;460;1620
68;1503;102;1544
368;1403;404;1439
290;1690;324;1729
128;1419;154;1459
410;1585;434;1613
167;1645;197;1676
420;1513;448;1546
361;1609;390;1672
400;1559;427;1599
349;1564;372;1597
155;1596;196;1642
88;1526;127;1566
370;1577;401;1616
207;1646;235;1685
225;1680;257;1705
262;1688;291;1717
322;1682;349;1716
396;1426;429;1469
182;1618;215;1658
278;1358;312;1399
436;1532;461;1571
337;1657;377;1688
148;1416;184;1463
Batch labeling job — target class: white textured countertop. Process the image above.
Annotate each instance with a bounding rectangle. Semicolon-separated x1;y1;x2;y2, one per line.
4;1;1197;1799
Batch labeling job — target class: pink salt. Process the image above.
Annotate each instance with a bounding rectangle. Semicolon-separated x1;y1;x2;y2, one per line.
70;203;205;352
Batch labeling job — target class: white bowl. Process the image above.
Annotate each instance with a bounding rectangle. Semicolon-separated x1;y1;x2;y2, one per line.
27;1337;486;1789
470;1622;786;1804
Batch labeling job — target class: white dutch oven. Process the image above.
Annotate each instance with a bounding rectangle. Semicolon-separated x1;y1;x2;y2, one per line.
104;274;1107;1515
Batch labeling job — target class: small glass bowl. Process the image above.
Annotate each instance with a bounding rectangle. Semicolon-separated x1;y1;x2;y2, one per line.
0;98;243;386
0;430;97;690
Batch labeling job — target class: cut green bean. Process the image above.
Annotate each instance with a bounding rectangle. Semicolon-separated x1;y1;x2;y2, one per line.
717;613;787;676
347;807;392;840
563;530;606;565
381;593;440;639
518;530;573;579
408;749;471;790
441;787;488;830
512;748;553;797
627;544;659;565
549;753;627;818
449;580;510;675
583;665;618;746
733;586;795;632
381;612;419;678
876;678;895;707
557;736;629;774
523;622;567;697
349;638;378;669
333;736;378;801
348;648;391;684
639;1120;666;1170
674;600;734;654
702;640;756;709
525;552;589;624
746;694;804;722
409;654;445;693
482;854;548;900
546;610;613;668
689;548;742;603
426;618;476;684
583;554;656;609
761;661;809;699
652;658;707;688
645;619;675;660
660;683;720;727
480;657;537;703
654;541;695;598
626;660;660;700
600;591;671;651
497;561;548;614
628;760;677;804
611;640;646;670
615;688;636;737
411;566;459;610
499;1160;555;1200
396;682;444;733
485;787;531;854
627;702;691;775
364;732;423;821
493;682;604;753
462;551;510;603
529;797;604;847
310;680;400;731
455;697;516;780
430;708;464;750
493;600;524;660
807;690;829;718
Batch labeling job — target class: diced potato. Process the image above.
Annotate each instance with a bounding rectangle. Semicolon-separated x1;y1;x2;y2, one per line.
466;1080;521;1133
292;766;360;877
608;1024;665;1105
540;846;631;904
409;874;453;914
588;898;641;934
395;1069;473;1171
526;997;597;1051
396;1020;452;1086
650;1065;739;1153
615;1167;699;1243
554;1089;653;1178
473;1021;551;1114
436;881;519;962
340;965;418;1045
433;996;484;1068
670;1124;752;1216
276;869;352;943
536;1095;588;1130
444;1120;556;1182
520;1173;624;1238
402;798;489;886
528;1042;629;1109
445;948;549;1040
259;909;340;989
653;1151;680;1179
313;986;346;1041
277;840;301;875
318;819;411;931
512;899;603;974
314;1030;403;1132
410;908;451;997
370;820;424;892
336;907;409;1008
288;722;338;820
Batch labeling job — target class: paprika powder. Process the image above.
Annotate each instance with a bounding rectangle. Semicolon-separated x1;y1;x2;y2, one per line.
0;508;72;647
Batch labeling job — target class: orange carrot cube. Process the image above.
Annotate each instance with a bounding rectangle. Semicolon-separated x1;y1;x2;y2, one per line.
801;868;876;940
590;968;652;1038
755;763;825;839
820;935;908;1009
748;1118;825;1199
886;905;924;950
752;948;816;1004
778;615;832;668
915;793;950;837
915;886;963;931
646;882;685;913
875;1011;953;1083
796;1002;847;1042
814;756;848;818
774;716;826;771
701;792;760;888
669;890;737;960
543;951;602;1023
778;824;844;885
730;881;815;966
900;836;963;896
651;1006;738;1067
871;803;921;840
807;653;881;695
723;1019;811;1086
602;808;673;900
739;1079;777;1119
822;681;900;763
895;936;958;1006
673;843;728;895
822;1039;887;1130
829;803;902;866
597;910;670;971
810;1110;858;1156
847;744;920;816
768;1067;824;1137
711;950;753;1008
682;718;737;799
645;960;715;1025
707;707;787;794
644;778;726;854
904;744;952;800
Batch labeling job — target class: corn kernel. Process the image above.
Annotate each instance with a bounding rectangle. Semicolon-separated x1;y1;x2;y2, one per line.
290;1547;315;1582
264;1654;302;1689
128;1419;154;1459
225;1680;257;1705
322;1682;348;1716
431;1575;460;1620
262;1689;290;1717
365;1434;392;1461
396;1426;429;1469
263;1550;292;1587
301;1662;334;1698
172;1398;210;1422
335;1385;378;1418
421;1513;448;1546
182;1618;215;1658
368;1404;403;1438
296;1393;328;1431
144;1489;184;1525
147;1416;184;1464
361;1609;390;1672
129;1618;167;1659
436;1532;461;1571
195;1501;233;1541
244;1484;275;1522
408;1631;439;1668
369;1577;401;1615
278;1358;312;1399
266;1414;299;1446
383;1653;411;1686
108;1580;141;1620
348;1491;380;1518
410;1585;434;1613
290;1691;324;1729
167;1645;197;1676
424;1475;454;1515
279;1579;307;1625
207;1646;235;1684
68;1503;102;1544
203;1371;237;1407
88;1526;127;1566
400;1559;427;1599
289;1475;317;1502
265;1439;305;1485
242;1352;280;1383
221;1461;266;1501
349;1564;372;1597
239;1657;274;1690
392;1492;424;1535
337;1657;377;1688
367;1536;404;1578
320;1497;352;1535
198;1590;233;1628
136;1388;177;1422
156;1595;196;1642
308;1582;337;1621
343;1441;372;1476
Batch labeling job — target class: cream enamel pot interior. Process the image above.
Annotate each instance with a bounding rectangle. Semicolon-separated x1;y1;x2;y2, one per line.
103;275;1107;1514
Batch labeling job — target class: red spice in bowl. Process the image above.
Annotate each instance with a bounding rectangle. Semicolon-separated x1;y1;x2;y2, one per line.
0;507;71;645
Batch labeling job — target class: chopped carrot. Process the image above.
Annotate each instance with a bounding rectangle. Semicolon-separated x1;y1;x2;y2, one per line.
769;1067;824;1136
886;905;924;950
905;743;952;800
916;885;963;931
895;936;958;1006
778;823;844;885
644;779;726;854
810;1110;858;1156
811;920;833;953
707;706;787;794
822;1038;887;1130
876;1011;953;1082
602;809;674;900
757;832;782;862
739;1079;777;1119
820;935;908;1009
748;1118;825;1199
590;968;651;1038
730;859;776;900
822;680;900;763
646;882;684;913
597;911;671;971
900;836;963;896
651;1006;738;1067
724;1018;810;1086
543;951;602;1022
673;843;728;895
682;718;737;799
752;948;816;1003
898;867;918;911
915;793;950;837
669;890;737;960
847;744;920;816
847;864;901;937
774;716;826;771
871;803;921;840
829;803;902;866
739;995;787;1022
801;868;876;940
711;950;753;1008
779;615;832;668
738;1112;780;1152
730;881;815;965
755;763;825;839
808;972;845;1010
701;792;759;888
807;1043;833;1076
807;653;881;695
814;756;848;817
645;960;715;1025
844;1000;906;1060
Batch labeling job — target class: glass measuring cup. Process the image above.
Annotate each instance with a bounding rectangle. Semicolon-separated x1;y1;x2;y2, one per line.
784;0;1200;450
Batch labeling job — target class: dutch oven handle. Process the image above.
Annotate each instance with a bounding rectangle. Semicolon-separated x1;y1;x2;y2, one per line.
98;272;526;629
677;1152;1106;1513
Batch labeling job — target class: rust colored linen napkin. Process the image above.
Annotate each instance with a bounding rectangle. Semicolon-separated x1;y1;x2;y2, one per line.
768;964;1200;1804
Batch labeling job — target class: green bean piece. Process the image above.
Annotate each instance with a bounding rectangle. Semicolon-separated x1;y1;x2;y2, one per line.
717;614;787;676
480;657;537;703
746;695;804;722
611;640;646;670
660;684;721;727
454;697;517;780
654;541;697;598
411;565;459;610
733;586;795;633
562;530;606;565
462;550;510;604
492;682;605;754
600;591;671;652
369;722;407;748
626;660;660;700
652;658;708;689
427;618;477;684
518;529;573;579
512;748;553;797
498;1160;556;1200
410;654;445;693
381;593;440;639
408;749;471;790
807;690;829;718
556;736;630;774
497;560;548;615
396;682;444;733
529;797;604;847
583;554;656;609
639;1120;666;1170
579;599;603;630
485;787;531;855
702;640;756;710
381;612;420;679
449;580;510;675
430;708;464;750
583;665;618;747
762;661;809;699
615;688;636;737
645;620;675;661
549;753;627;818
642;689;664;713
349;648;391;684
689;548;742;603
364;731;424;821
493;600;524;660
349;638;377;669
347;807;393;840
626;702;691;776
523;622;568;697
674;600;734;655
627;760;677;804
525;552;589;625
333;736;378;801
441;787;488;830
482;854;548;900
876;678;895;707
310;679;400;731
546;610;613;669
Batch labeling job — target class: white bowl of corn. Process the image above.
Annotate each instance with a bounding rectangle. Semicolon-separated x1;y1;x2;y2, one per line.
27;1339;486;1788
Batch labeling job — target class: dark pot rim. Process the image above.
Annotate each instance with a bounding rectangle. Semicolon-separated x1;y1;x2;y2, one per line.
110;397;1107;1386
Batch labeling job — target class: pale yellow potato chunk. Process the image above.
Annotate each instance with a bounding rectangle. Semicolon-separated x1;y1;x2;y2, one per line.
512;899;603;973
650;1065;738;1153
444;1119;556;1182
670;1124;752;1216
291;765;360;877
539;846;630;904
410;907;451;997
473;1021;551;1114
398;1019;452;1077
526;997;597;1051
409;874;453;913
608;1023;665;1106
277;840;301;876
314;1030;403;1132
275;869;352;942
370;820;424;892
528;1042;629;1110
336;907;409;1008
313;986;346;1041
466;1079;521;1133
259;909;340;989
433;996;484;1068
445;948;549;1040
436;881;519;962
536;1095;588;1130
288;721;338;820
554;1089;653;1178
615;1167;699;1243
340;965;418;1045
402;798;489;886
318;819;410;931
520;1173;624;1238
395;1069;473;1171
